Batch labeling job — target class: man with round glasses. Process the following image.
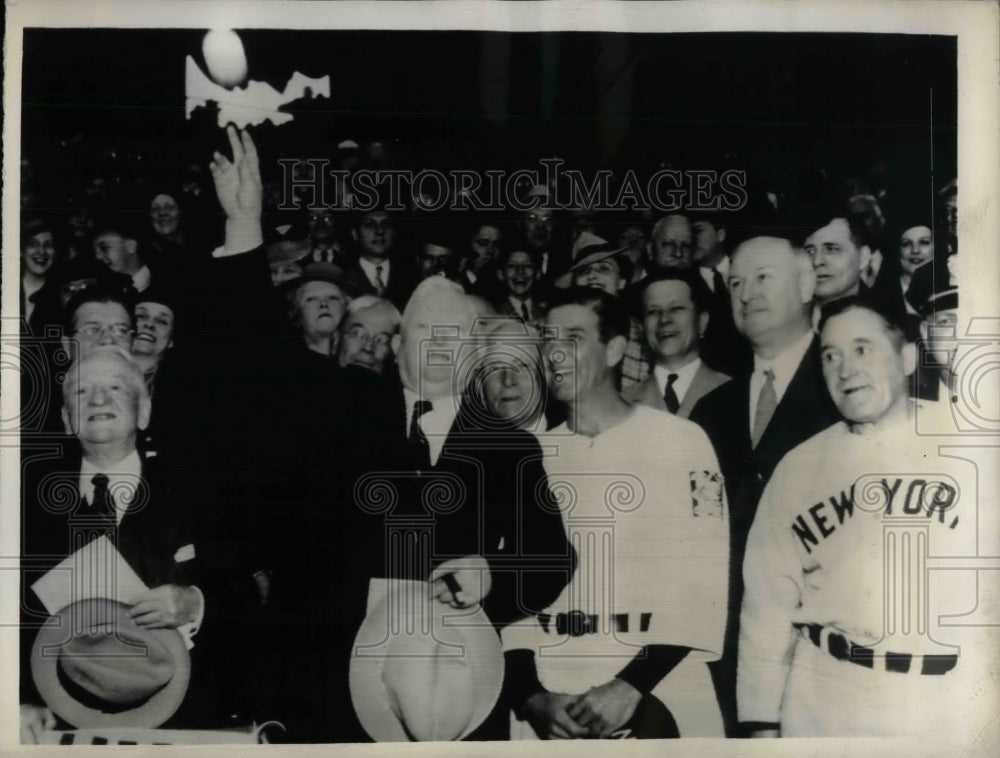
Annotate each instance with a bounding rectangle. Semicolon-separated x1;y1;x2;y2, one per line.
61;282;137;363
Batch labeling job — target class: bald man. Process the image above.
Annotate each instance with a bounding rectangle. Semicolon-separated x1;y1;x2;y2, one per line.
689;236;840;735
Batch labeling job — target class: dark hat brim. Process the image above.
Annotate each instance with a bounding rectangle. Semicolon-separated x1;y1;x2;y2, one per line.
31;598;191;729
555;245;627;289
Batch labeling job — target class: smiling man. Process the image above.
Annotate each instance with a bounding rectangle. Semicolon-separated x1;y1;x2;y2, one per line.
18;346;253;741
622;271;730;419
689;235;839;734
503;286;728;740
737;298;981;737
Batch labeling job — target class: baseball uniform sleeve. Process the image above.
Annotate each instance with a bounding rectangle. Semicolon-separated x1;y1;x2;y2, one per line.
737;457;803;724
632;426;729;659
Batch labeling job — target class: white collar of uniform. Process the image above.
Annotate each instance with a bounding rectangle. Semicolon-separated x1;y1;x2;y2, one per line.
653;357;702;404
132;265;152;294
79;450;142;524
752;328;814;404
359;256;390;284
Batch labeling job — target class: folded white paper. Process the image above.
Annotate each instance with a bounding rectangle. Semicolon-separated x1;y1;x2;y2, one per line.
30;536;195;649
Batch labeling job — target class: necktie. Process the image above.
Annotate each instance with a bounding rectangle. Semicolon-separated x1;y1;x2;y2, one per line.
751;369;777;449
520;300;530;322
409;399;433;470
374;265;386;296
663;373;680;414
91;473;117;533
712;268;727;298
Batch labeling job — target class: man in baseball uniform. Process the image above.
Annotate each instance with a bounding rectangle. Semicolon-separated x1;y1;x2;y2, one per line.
738;297;984;738
503;286;729;739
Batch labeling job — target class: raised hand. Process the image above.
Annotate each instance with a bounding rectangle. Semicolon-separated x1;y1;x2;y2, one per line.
210;125;262;223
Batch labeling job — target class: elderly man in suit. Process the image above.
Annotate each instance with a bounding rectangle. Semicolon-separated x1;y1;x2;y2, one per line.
622;271;730;419
689;235;840;735
272;277;575;742
19;346;257;742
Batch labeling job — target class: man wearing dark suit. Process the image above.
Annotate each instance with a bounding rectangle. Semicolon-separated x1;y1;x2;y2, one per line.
690;211;752;376
622;270;730;419
689;235;839;736
341;209;419;312
494;248;545;325
279;277;575;742
19;346;257;742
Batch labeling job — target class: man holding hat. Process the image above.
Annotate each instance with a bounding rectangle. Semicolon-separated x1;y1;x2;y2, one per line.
20;346;256;741
278;276;574;742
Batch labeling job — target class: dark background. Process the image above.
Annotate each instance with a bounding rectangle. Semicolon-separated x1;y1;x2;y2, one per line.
21;28;956;208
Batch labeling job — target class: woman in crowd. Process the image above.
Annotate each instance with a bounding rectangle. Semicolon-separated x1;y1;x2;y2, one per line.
20;214;61;335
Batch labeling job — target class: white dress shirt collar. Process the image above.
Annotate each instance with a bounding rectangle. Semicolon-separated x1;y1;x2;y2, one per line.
699;255;729;292
359;257;390;289
79;450;142;525
132;265;151;294
653;358;702;406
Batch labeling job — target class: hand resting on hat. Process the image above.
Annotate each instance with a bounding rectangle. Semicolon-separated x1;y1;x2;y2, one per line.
127;584;203;629
429;555;491;609
20;704;55;744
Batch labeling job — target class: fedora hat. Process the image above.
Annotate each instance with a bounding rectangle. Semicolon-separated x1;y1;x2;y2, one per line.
554;232;628;289
31;598;191;728
348;578;503;741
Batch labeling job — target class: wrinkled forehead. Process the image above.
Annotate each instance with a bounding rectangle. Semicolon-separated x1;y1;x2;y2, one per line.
73;300;131;327
821;307;897;347
732;237;796;271
348;304;397;333
64;350;141;393
657;215;693;239
404;294;474;334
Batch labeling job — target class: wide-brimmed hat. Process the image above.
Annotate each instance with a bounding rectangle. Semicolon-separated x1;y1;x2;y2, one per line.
279;261;360;297
555;232;629;289
348;578;504;741
31;598;191;728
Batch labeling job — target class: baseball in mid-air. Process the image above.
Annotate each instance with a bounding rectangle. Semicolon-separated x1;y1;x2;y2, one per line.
202;29;248;88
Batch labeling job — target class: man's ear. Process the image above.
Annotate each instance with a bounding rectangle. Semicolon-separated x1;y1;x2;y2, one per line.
61;405;73;436
902;341;917;377
799;266;817;305
717;228;727;246
351;228;359;243
697;310;710;339
918;319;929;344
859;245;873;275
391;332;403;358
137;394;152;431
125;238;139;257
606;334;628;368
